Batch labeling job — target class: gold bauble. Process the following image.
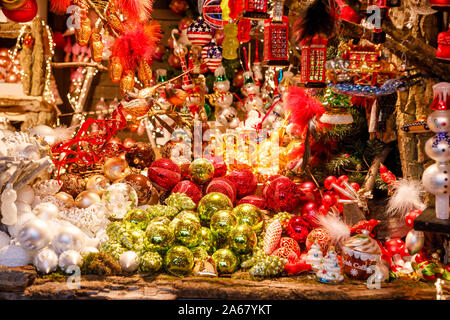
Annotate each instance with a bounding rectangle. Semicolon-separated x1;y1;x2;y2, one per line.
1;0;27;10
137;59;152;88
120;70;135;94
54;192;75;208
109;57;123;83
90;31;103;62
86;174;110;196
75;190;101;209
103;157;129;181
75;16;92;47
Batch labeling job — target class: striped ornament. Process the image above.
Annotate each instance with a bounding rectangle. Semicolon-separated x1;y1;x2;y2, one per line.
205;41;222;72
202;0;223;29
187;16;213;47
263;219;282;255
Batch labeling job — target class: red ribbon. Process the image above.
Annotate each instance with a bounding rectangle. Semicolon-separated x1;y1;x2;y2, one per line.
51;105;128;181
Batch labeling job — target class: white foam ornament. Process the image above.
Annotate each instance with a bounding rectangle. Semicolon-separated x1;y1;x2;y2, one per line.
119;251;139;272
0;245;31;267
1;184;17;225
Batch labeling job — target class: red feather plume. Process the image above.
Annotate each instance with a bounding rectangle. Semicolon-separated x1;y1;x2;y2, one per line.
284;86;324;128
111;22;160;71
49;0;72;14
114;0;153;22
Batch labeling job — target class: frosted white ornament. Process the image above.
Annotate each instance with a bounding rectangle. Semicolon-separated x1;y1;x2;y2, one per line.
16;185;35;205
8;212;35;238
427;110;450;133
0;245;31;267
1;184;17;225
81;246;99;256
33;202;59;220
16;201;32;216
33;248;58;274
58;250;82;273
119;251;139;272
52;225;85;254
422;163;450;195
17;218;52;251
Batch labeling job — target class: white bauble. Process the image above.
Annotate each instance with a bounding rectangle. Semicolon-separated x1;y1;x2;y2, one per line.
427;110;450;133
16;185;35;205
8;212;35;238
422;163;450;195
119;251;139;272
0;245;31;267
17;218;52;251
52;225;85;255
424;134;450;162
33;202;59;220
58;250;82;273
33;248;58;274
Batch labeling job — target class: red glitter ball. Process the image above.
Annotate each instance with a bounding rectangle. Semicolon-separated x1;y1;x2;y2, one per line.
237;195;266;210
264;176;300;212
226;169;257;198
286;217;310;244
205;177;237;204
171;180;203;204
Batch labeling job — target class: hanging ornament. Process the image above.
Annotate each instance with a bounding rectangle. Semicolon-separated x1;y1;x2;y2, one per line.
90;31;104;63
202;0;224;29
75;16;92;47
263;15;289;66
205;40;223;72
436;28;450;62
222;22;239;60
2;0;37;23
120;70;136;94
300;36;328;87
238;18;252;43
187;16;213;47
243;0;269;19
137;59;153;88
109;57;123;83
319;88;354;124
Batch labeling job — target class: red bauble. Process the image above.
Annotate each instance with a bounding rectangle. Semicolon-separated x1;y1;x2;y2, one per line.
172;180;203;204
279;237;302;257
286;216;310;244
148;158;181;191
168;53;181;69
262;174;282;198
122;138;136;148
272;246;298;261
205;177;237;204
405;209;423;228
384;238;409;258
264;176;300;212
226;169;257;198
204;155;227;177
237;195;266;210
321;194;336;208
152;44;166;61
232;70;245;88
2;0;37;23
298;181;317;203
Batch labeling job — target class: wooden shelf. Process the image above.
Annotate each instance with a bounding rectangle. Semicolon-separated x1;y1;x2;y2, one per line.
414;207;450;235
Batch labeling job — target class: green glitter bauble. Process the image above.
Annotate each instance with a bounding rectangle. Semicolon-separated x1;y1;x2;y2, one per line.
188;158;215;185
232;203;264;233
164;245;194;275
146;204;179;220
210;210;236;241
101;241;124;260
240;249;266;269
249;255;287;277
139;251;163;273
145;223;174;254
174;217;201;248
149;215;172;226
228;224;257;255
212;248;239;274
191;246;209;263
165;193;196;212
198;227;216;254
198;192;233;226
123;209;150;230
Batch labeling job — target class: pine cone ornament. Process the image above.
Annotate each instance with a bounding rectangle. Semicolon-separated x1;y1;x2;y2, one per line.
249;255;288;277
263;219;282;255
165;193;196;212
139;251;163;273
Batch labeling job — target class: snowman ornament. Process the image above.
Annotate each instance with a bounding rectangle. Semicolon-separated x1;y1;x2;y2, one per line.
213;65;239;128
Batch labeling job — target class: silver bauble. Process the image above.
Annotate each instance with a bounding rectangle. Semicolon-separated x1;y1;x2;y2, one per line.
422;163;450;195
33;248;58;274
119;251;139;272
427;110;450;133
58;250;82;273
405;229;425;255
8;212;35;238
425;134;450;162
0;245;31;267
52;225;84;255
17;218;52;251
33;202;59;220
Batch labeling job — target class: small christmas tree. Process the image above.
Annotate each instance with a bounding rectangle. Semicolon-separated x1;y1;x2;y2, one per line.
319;88;354;125
305;241;323;272
316;246;344;284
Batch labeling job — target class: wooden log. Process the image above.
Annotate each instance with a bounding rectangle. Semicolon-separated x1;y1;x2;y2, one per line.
360;145;392;196
30;18;44;96
0;266;36;292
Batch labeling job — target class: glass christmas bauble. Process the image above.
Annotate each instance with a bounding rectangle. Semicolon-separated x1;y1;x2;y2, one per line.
264;176;300;213
52;225;84;255
306;228;331;253
197;192;233;225
189;158;215;185
422;163;450;195
226;169;257;198
75;190;101;209
17;218;52;251
425;134;450;162
59;173;85;198
174;217;201;248
102;183;138;219
206;177;237;204
191;246;209;262
124;209;151;230
148;158;182;191
228;225;257;255
123;174;155;205
286;216;310;244
145;223;174;254
125;142;155;170
172;180;203;204
210;210;236;241
198;227;216;254
427;110;450;133
103;157;129;181
212;248;238;274
139;251;163;273
232;204;263;231
86;174;110;196
164;245;194;275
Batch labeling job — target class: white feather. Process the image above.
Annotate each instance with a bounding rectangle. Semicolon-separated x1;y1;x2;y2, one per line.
51;126;78;145
386;179;426;218
316;214;350;249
